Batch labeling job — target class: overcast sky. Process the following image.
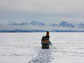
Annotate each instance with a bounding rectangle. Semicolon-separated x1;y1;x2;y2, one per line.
0;0;84;24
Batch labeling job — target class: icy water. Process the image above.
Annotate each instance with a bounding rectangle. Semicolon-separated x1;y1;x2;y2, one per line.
0;32;84;63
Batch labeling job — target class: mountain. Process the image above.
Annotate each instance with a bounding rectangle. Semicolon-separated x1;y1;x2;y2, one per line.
1;21;84;32
59;21;75;28
49;24;60;27
8;21;45;26
78;23;84;28
11;22;29;26
30;21;45;26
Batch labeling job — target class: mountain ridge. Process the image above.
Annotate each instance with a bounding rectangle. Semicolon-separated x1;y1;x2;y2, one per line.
0;21;84;32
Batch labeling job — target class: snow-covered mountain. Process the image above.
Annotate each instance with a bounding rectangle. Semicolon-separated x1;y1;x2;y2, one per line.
8;21;45;26
30;21;45;26
49;24;59;27
11;22;29;26
0;21;84;32
78;23;84;28
59;21;75;28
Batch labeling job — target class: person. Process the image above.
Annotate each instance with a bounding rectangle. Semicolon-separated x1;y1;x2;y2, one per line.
41;31;52;49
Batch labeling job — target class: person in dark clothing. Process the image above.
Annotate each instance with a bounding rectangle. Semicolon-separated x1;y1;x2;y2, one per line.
41;31;51;49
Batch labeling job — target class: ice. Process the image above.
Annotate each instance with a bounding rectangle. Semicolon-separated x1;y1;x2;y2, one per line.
0;32;84;63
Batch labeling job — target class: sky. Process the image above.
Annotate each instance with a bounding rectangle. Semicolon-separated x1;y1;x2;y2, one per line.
0;0;84;24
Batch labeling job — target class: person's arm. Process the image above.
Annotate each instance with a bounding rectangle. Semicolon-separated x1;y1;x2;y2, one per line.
49;41;52;45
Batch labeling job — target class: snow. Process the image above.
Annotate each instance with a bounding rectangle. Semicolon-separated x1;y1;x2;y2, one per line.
0;32;84;63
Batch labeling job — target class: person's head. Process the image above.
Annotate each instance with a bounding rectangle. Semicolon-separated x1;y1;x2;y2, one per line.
46;31;50;38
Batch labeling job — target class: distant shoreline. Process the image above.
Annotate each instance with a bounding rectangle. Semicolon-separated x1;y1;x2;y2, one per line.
0;30;84;32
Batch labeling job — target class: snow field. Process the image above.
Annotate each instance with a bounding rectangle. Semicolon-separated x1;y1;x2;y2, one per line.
0;32;84;63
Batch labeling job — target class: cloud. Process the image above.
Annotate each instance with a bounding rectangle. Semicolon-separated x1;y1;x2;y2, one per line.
0;0;84;14
0;0;84;24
